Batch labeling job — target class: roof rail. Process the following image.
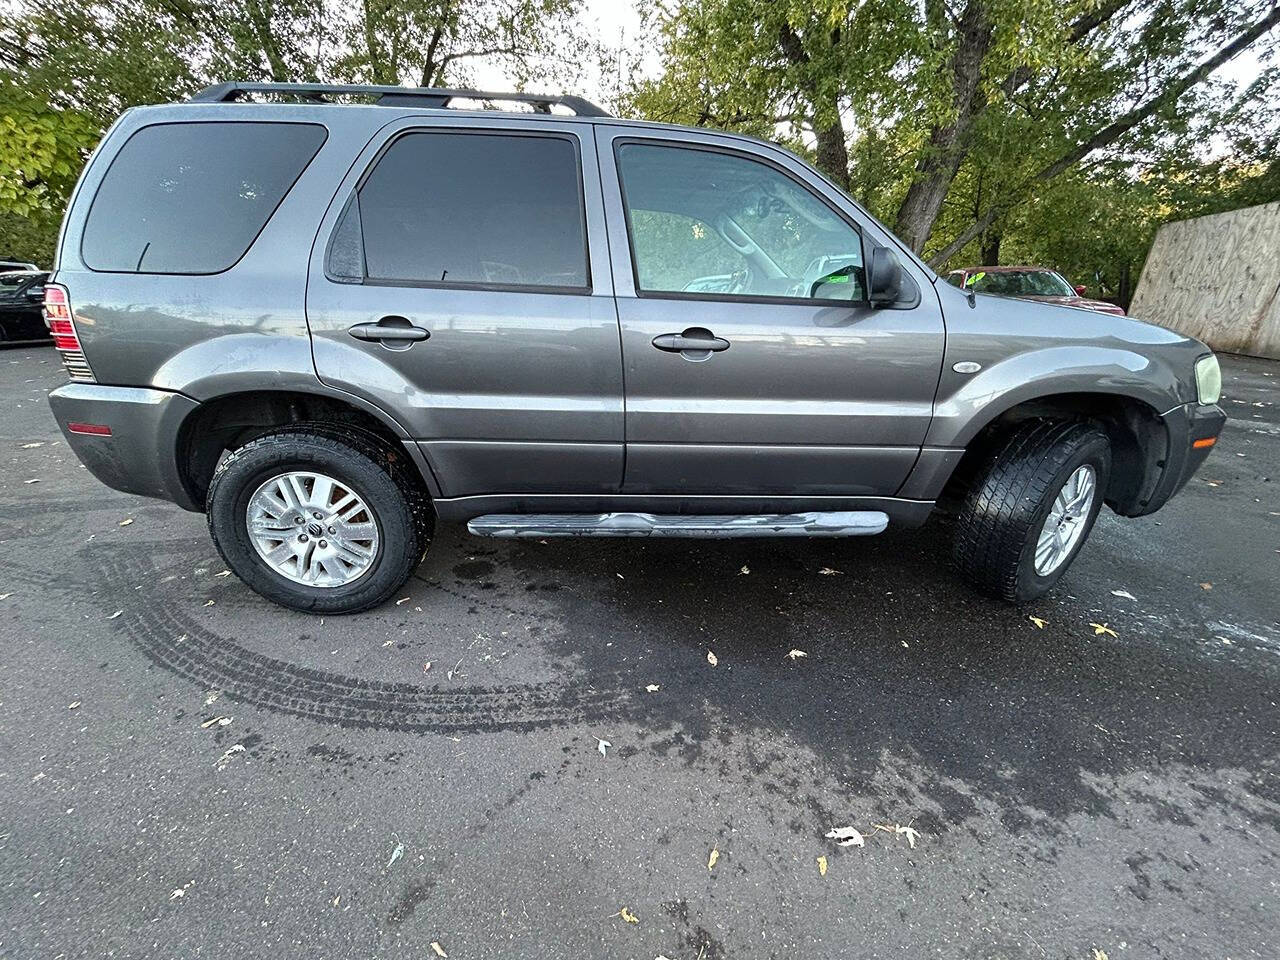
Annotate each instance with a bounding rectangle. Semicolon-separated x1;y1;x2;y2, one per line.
188;82;611;117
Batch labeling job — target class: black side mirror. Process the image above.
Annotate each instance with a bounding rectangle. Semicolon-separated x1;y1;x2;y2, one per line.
25;286;45;302
867;245;903;306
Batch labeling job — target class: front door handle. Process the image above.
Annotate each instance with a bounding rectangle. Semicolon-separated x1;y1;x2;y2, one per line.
652;328;730;354
348;316;430;343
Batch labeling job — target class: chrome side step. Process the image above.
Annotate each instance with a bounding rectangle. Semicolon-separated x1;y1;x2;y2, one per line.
467;510;889;538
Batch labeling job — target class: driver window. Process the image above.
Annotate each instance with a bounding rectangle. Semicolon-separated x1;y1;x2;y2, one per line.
617;142;864;302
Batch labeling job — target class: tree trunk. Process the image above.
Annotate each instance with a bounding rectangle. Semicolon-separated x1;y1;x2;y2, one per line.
927;1;1280;269
1117;261;1132;309
980;232;1001;265
893;0;992;253
815;116;851;191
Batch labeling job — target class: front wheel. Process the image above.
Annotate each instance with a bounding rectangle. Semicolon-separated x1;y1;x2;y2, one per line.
953;420;1111;603
207;425;431;614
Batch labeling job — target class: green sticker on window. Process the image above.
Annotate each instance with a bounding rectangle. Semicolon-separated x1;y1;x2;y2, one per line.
822;274;850;284
964;271;985;288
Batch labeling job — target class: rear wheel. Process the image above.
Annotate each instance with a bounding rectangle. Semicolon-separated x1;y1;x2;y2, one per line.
953;420;1111;603
207;425;431;614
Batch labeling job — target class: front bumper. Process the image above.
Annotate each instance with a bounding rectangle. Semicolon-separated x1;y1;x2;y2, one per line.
48;382;201;510
1135;401;1226;515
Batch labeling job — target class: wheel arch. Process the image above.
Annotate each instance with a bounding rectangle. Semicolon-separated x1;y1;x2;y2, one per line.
940;391;1170;517
175;387;442;508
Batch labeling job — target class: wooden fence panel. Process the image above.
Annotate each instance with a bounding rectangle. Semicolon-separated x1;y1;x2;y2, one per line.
1130;201;1280;359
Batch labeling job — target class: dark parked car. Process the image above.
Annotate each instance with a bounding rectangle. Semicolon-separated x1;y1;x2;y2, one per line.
0;270;50;342
946;266;1126;316
44;82;1223;613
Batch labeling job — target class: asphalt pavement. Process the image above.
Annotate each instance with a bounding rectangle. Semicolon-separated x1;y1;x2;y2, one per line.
1;346;1277;960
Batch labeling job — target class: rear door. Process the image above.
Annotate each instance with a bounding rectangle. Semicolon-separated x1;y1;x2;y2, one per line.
596;127;945;498
306;117;623;499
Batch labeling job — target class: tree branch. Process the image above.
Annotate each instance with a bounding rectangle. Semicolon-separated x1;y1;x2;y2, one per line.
928;2;1280;268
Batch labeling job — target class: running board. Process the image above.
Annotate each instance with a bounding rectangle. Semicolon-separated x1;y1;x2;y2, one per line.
467;510;889;538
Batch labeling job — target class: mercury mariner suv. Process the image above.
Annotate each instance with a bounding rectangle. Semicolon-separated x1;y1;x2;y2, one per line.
45;82;1225;613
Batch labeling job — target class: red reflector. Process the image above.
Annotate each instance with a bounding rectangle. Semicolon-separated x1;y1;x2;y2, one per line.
1192;436;1217;449
49;318;74;335
67;422;112;436
52;334;80;350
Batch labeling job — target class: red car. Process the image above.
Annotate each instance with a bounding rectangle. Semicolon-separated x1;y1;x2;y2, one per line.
945;266;1126;316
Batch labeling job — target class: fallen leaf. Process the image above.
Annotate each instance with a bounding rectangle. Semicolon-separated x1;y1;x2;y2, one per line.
200;716;232;729
1199;582;1213;590
382;639;394;647
203;600;215;607
739;565;750;575
118;518;133;526
332;895;341;907
1110;589;1136;601
21;442;43;448
874;823;923;848
617;906;639;924
1028;616;1047;629
169;888;186;900
1092;951;1109;960
595;736;611;757
786;649;808;660
706;650;718;666
818;567;843;576
395;596;410;605
203;691;219;706
423;661;432;673
824;826;864;847
23;478;40;484
0;593;11;601
707;847;719;871
817;855;828;876
215;743;245;770
106;610;123;620
68;701;80;710
214;570;231;578
430;942;448;958
644;684;659;693
1089;623;1117;637
386;842;404;869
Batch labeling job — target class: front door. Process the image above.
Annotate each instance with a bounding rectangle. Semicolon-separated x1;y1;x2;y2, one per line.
306;119;623;500
596;128;945;498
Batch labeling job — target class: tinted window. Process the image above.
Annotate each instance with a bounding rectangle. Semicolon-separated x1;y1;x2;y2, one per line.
356;132;587;289
82;122;326;274
617;142;864;301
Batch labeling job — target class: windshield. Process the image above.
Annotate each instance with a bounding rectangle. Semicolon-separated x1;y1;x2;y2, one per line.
968;270;1075;297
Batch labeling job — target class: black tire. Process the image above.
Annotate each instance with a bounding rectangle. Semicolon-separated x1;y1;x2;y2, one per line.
206;424;432;614
952;420;1111;603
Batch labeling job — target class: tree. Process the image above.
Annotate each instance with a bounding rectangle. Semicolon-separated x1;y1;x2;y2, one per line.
0;0;595;262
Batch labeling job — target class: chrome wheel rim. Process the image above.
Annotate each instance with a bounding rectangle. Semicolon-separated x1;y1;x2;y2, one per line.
1034;464;1096;576
246;471;379;588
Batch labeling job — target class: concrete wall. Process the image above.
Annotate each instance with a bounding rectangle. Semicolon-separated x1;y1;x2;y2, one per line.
1130;201;1280;359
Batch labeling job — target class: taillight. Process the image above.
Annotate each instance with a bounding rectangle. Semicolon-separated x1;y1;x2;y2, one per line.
44;283;95;382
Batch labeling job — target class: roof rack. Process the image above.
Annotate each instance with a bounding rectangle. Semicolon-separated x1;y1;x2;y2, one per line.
188;82;611;117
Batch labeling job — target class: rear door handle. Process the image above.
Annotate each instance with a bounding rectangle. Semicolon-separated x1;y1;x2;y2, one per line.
652;328;730;353
348;317;430;343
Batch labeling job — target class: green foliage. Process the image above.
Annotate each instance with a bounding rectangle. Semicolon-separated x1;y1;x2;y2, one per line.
0;0;592;261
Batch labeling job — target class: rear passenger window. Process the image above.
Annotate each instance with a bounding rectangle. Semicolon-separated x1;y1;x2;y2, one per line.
82;122;325;274
352;132;588;290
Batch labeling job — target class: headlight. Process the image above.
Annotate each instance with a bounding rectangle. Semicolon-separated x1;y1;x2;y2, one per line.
1195;354;1221;405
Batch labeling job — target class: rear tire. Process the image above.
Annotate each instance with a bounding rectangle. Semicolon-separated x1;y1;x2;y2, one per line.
953;420;1110;603
206;424;432;614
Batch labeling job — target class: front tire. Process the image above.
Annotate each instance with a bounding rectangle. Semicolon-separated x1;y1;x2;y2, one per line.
953;420;1111;603
207;425;431;614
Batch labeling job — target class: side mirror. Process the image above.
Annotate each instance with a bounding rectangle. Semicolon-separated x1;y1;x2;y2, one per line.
1073;284;1087;296
25;286;45;302
867;245;903;305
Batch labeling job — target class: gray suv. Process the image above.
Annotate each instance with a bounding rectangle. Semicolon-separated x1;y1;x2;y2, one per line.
46;82;1225;614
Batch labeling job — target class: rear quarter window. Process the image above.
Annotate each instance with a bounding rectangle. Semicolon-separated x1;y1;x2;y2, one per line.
80;121;327;275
